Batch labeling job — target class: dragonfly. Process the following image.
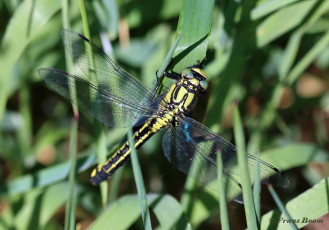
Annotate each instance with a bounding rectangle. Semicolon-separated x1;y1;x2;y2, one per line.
38;30;289;200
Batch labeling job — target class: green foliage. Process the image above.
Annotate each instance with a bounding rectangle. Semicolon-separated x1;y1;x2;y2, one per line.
1;0;329;229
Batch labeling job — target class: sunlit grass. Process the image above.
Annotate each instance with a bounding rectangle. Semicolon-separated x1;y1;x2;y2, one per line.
1;0;329;229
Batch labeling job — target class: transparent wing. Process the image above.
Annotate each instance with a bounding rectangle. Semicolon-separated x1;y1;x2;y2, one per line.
162;117;290;200
38;68;158;128
60;29;158;108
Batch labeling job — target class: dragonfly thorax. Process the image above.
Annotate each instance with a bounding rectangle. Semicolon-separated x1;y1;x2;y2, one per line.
163;67;208;116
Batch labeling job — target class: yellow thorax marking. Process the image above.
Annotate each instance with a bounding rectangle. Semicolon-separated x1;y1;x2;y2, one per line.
189;78;199;86
191;68;207;79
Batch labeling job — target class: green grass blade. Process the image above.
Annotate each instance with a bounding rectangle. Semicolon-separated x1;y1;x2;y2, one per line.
256;0;316;47
174;0;214;216
94;124;108;206
262;178;329;229
127;118;152;230
176;144;328;227
89;195;142;230
251;0;299;20
61;1;78;229
205;1;255;131
90;194;189;230
172;0;214;73
17;85;32;156
253;151;261;223
278;1;329;81
260;143;329;171
64;118;78;230
3;142;325;197
0;182;70;229
278;31;302;81
108;165;125;202
78;0;108;206
248;1;329;153
0;0;60;123
268;185;298;230
150;32;181;92
148;194;191;230
217;152;229;230
286;29;329;85
0;151;97;196
233;104;258;230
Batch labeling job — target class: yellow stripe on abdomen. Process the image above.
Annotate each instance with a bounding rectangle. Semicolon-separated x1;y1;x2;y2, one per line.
90;114;172;185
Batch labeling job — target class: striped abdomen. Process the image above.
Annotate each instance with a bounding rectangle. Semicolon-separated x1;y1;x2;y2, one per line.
90;113;173;184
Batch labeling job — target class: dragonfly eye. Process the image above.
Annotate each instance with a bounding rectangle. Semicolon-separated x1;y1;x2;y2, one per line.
200;81;208;90
182;69;194;79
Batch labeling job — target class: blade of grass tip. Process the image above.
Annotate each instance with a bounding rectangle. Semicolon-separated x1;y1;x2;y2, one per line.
253;151;261;224
268;185;298;230
172;0;215;73
150;31;181;91
127;116;152;230
217;153;229;230
64;118;78;230
233;103;258;230
78;0;108;206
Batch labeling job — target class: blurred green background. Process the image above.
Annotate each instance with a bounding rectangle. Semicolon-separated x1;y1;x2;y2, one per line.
1;0;329;229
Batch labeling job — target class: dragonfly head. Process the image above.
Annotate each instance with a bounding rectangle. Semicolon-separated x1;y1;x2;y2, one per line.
181;67;208;93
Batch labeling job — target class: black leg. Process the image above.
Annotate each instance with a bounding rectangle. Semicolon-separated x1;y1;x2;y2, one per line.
163;71;180;80
152;70;163;99
191;57;207;69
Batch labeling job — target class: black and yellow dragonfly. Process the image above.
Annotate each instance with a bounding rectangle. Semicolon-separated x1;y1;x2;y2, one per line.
38;30;289;199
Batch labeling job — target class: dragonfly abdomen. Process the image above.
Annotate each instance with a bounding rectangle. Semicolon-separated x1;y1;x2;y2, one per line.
90;114;172;185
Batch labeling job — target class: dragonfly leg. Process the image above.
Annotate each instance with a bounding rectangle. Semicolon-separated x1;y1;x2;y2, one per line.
163;70;181;80
153;58;175;93
163;58;181;80
191;57;207;69
152;67;181;99
152;70;164;99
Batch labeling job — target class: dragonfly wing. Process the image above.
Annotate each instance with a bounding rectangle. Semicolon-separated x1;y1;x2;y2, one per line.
39;68;156;128
162;117;289;200
60;30;165;112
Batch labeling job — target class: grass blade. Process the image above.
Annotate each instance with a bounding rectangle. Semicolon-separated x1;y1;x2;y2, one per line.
217;152;229;230
89;195;143;230
150;31;181;92
64;118;78;230
173;0;214;215
233;103;258;230
262;178;329;229
286;29;329;85
127;120;152;229
61;1;78;229
253;151;261;223
256;0;316;47
172;0;214;73
78;0;108;206
0;0;60;123
268;185;298;230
